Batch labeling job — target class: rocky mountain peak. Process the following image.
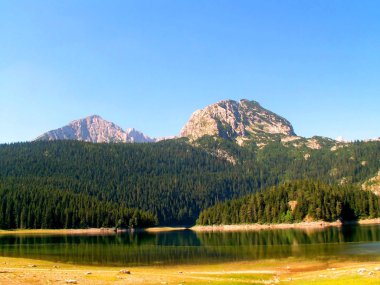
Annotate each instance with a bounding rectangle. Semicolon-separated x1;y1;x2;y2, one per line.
36;115;155;143
180;99;295;141
125;128;156;143
87;114;102;119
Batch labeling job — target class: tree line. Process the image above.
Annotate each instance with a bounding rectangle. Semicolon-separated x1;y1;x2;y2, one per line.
0;178;157;229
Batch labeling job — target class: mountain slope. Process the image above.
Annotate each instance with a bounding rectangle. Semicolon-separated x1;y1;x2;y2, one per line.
1;139;379;225
36;115;155;143
180;99;295;141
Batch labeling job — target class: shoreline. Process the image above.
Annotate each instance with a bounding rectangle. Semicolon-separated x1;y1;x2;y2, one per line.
0;228;119;235
0;226;188;235
1;218;380;235
191;218;380;232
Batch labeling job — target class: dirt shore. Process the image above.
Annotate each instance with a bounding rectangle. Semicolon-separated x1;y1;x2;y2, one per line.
191;218;380;232
0;227;189;236
0;228;119;235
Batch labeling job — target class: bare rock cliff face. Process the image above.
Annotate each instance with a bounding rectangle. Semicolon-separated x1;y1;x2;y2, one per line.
362;171;380;196
180;99;295;140
36;115;155;143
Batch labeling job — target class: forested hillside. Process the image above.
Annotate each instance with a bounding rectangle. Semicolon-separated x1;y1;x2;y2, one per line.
196;136;380;185
0;138;379;227
197;180;380;225
0;140;240;226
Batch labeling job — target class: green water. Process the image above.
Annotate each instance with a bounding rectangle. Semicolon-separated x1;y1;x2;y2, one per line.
0;224;380;266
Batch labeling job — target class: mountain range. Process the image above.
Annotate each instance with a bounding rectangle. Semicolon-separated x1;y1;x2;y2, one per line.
36;99;324;144
1;98;379;227
32;98;380;194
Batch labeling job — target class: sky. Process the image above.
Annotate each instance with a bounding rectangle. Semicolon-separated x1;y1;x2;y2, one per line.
1;0;380;143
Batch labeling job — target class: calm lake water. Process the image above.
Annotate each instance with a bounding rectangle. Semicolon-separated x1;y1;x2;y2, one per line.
1;225;380;266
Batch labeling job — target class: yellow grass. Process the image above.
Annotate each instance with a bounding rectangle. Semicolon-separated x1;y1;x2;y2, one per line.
0;256;380;284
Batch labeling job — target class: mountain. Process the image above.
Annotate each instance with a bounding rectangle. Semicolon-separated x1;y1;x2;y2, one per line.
35;115;155;143
125;128;156;143
1;138;379;226
1;99;379;228
180;99;295;142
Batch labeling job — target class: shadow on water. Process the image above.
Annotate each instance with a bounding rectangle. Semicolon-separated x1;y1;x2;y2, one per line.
1;224;380;266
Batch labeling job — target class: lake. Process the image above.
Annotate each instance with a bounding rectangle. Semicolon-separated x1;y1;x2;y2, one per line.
1;224;380;266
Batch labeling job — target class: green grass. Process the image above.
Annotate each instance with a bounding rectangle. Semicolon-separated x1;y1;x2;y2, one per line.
290;274;380;285
196;273;273;280
185;280;263;285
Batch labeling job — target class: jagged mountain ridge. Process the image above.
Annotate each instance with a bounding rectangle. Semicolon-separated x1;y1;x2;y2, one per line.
180;99;296;141
36;99;299;145
36;115;155;143
125;127;156;143
35;99;376;147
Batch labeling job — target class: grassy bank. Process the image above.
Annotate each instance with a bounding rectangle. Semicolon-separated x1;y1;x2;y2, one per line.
0;256;379;284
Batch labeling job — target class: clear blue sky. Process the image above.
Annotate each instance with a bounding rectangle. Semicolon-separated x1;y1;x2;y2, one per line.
1;0;379;143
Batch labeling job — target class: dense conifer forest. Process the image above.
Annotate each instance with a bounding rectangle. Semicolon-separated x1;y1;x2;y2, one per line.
0;181;157;229
197;180;380;225
0;138;379;228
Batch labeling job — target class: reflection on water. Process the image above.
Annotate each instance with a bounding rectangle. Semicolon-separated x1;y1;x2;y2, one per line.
0;225;380;266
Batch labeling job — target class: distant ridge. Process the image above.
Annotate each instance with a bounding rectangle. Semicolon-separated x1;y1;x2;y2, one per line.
35;115;155;143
